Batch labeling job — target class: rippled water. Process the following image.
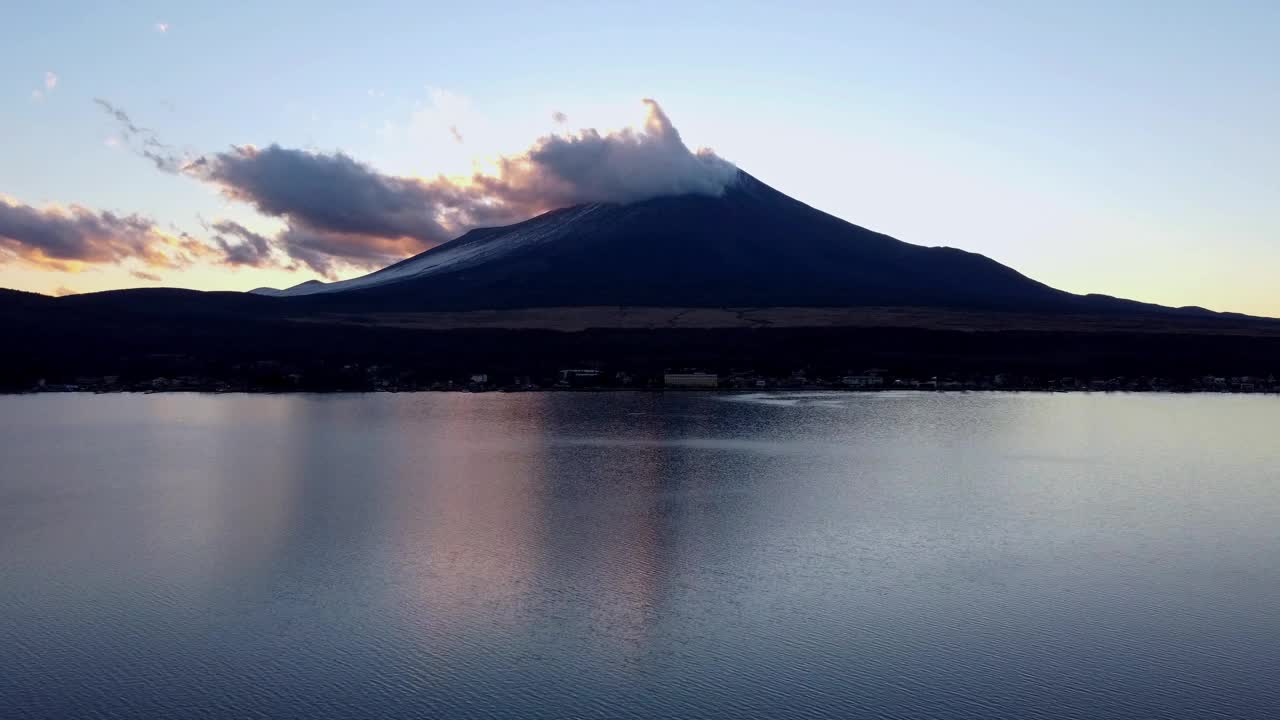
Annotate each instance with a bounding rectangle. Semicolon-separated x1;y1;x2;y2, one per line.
2;391;1278;719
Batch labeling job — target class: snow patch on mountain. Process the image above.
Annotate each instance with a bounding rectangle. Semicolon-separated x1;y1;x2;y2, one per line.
253;203;609;297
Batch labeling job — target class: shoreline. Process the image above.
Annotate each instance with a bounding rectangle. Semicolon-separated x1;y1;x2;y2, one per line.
5;387;1278;397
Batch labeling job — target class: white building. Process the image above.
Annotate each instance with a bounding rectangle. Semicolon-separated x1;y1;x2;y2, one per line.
664;372;719;388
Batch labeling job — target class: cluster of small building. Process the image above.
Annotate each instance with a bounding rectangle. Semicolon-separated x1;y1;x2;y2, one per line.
423;369;1279;393
21;368;1280;394
31;375;235;393
658;371;1280;393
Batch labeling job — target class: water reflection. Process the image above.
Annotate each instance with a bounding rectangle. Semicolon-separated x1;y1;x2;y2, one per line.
2;392;1280;719
392;393;552;638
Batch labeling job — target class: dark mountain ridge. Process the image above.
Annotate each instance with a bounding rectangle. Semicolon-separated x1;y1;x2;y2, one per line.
2;169;1269;320
272;172;1131;313
5;171;1271;324
233;171;1256;323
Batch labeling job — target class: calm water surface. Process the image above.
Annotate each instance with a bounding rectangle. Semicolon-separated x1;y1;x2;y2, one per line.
2;392;1278;719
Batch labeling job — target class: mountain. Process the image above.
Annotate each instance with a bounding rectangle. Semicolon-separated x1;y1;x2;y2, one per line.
5;171;1280;388
253;171;1080;311
250;279;327;297
5;170;1269;326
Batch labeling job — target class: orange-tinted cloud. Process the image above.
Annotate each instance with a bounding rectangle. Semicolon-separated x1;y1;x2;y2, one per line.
0;196;209;272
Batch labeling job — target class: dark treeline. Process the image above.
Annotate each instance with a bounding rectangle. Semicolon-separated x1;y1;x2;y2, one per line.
6;308;1280;391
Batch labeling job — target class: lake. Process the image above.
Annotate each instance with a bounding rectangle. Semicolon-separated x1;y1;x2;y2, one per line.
2;391;1278;719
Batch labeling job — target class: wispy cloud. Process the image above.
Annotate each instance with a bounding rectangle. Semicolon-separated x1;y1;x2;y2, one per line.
93;98;188;172
31;71;58;102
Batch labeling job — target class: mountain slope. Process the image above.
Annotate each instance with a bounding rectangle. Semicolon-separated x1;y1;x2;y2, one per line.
271;171;1097;312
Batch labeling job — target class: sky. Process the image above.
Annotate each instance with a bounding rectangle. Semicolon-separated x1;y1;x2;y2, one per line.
2;1;1277;316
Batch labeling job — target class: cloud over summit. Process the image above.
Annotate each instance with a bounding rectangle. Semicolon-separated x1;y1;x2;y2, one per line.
89;98;737;279
469;98;737;211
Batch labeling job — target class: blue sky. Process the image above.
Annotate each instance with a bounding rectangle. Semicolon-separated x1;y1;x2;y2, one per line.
2;1;1277;315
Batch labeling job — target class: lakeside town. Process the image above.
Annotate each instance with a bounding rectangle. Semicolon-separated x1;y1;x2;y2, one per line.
17;365;1280;395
